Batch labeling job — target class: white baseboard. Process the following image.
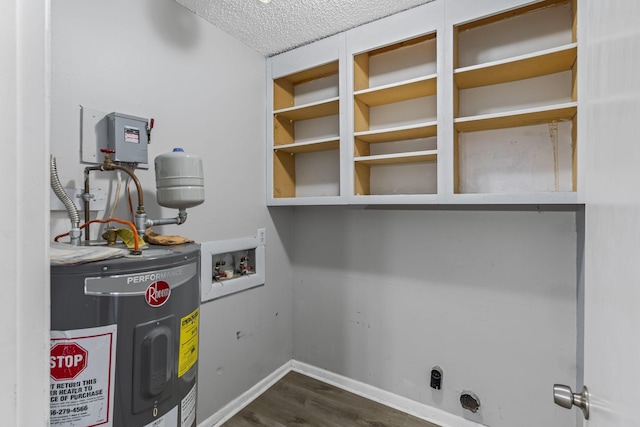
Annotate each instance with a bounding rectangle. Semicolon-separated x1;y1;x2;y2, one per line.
198;361;292;427
199;359;483;427
291;360;483;427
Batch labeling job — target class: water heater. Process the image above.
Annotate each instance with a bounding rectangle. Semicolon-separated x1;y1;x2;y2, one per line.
50;245;200;427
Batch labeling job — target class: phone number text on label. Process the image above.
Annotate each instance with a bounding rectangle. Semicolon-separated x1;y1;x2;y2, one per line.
51;405;89;416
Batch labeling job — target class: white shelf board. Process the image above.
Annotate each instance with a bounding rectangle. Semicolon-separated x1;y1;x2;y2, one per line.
455;43;577;89
349;193;440;204
354;150;437;165
273;137;340;154
355;121;437;143
455;102;577;133
266;195;346;206
446;191;579;205
354;74;437;106
274;97;340;121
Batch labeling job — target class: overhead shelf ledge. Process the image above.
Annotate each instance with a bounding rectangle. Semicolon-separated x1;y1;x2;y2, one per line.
354;74;437;106
355;150;437;165
276;61;339;85
274;97;340;121
273;137;340;154
355;121;438;143
455;103;577;133
455;43;577;89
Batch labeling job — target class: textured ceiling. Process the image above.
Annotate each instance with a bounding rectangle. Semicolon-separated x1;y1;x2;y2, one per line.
174;0;435;56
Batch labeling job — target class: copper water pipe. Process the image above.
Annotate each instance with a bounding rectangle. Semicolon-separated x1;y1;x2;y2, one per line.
101;152;145;212
82;150;146;240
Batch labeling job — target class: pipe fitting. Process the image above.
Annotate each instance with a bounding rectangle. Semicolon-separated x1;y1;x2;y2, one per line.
145;209;189;230
177;209;187;225
135;211;148;237
103;228;118;246
68;228;82;246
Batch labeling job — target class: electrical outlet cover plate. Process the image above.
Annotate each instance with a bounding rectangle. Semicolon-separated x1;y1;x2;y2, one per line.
200;229;266;303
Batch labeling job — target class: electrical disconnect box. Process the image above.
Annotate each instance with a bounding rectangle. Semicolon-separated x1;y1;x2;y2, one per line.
99;112;150;164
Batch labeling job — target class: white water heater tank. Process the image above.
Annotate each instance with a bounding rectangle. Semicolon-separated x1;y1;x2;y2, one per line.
155;148;205;209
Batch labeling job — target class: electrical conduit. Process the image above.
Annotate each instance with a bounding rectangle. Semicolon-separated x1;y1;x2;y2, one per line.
50;155;81;245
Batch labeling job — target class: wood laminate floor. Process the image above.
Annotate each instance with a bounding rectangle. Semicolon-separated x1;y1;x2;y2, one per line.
222;371;440;427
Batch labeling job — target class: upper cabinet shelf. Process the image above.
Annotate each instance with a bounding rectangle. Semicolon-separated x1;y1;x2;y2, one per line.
273;137;340;154
268;35;345;204
267;0;582;206
455;102;577;133
274;97;340;121
354;121;438;144
276;61;339;87
454;43;577;89
453;0;578;197
354;150;438;166
349;21;440;199
354;75;437;107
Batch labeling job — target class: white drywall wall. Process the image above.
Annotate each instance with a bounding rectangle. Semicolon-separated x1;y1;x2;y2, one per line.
582;0;640;423
50;0;292;421
291;207;577;427
1;0;50;425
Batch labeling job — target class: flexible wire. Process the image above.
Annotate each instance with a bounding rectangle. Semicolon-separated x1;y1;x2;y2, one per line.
126;177;134;222
107;170;123;226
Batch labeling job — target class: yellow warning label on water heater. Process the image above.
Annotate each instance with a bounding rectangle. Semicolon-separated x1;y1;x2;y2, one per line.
178;307;199;377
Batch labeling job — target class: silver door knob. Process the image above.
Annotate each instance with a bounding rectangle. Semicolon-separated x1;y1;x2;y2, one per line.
553;384;590;420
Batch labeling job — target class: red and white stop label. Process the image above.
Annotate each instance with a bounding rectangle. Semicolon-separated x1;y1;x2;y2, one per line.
50;342;88;380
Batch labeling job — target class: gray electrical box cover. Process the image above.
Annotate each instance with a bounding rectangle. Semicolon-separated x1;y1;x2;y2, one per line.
102;112;149;164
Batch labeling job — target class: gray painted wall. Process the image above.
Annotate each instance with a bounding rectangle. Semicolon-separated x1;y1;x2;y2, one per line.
291;206;578;427
50;1;579;426
50;0;293;421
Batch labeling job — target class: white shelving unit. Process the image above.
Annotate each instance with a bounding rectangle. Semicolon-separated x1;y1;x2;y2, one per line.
346;1;443;201
450;0;578;202
266;0;581;206
267;35;346;205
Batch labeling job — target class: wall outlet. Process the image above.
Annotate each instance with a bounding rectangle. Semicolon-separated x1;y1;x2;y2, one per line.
430;366;443;390
258;228;266;245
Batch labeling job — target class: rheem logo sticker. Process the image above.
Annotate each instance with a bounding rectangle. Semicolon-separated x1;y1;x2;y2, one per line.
50;343;88;380
145;281;171;307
